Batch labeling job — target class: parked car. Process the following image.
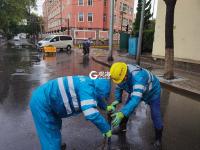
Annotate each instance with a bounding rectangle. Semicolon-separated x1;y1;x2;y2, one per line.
36;35;73;52
14;35;20;41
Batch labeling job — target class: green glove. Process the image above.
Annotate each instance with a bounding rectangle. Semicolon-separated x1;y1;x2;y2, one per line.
106;105;115;113
103;130;112;138
106;101;120;113
111;112;124;127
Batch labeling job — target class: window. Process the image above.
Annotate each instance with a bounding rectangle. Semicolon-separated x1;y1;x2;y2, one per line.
120;2;123;11
78;0;84;6
88;13;93;22
79;12;84;22
104;0;107;6
88;0;93;6
60;36;72;41
123;4;128;13
50;36;59;42
66;36;72;40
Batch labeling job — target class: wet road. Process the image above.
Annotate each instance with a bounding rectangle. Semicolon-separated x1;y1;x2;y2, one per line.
0;43;200;150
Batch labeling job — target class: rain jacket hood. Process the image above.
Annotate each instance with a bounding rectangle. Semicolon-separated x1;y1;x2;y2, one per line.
93;78;111;101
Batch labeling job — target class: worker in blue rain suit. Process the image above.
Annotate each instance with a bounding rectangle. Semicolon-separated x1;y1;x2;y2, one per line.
107;62;163;149
30;76;112;150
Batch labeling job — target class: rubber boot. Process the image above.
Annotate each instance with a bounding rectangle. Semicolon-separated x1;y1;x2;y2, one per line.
112;117;128;135
153;128;163;150
61;143;67;150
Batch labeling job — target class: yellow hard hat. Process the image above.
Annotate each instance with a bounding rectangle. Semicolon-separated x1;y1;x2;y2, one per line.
110;62;127;84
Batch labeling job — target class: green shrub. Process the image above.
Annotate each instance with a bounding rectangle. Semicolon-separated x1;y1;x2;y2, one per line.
142;29;154;53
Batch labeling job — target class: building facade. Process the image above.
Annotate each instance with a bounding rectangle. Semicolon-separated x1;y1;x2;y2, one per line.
153;0;200;63
42;0;134;41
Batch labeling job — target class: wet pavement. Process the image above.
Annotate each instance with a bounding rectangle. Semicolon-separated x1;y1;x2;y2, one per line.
0;43;200;150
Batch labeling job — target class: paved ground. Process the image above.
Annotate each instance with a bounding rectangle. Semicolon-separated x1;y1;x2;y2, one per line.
0;43;200;150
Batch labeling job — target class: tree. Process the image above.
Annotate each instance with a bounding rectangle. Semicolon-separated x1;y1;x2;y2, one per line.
163;0;177;79
0;0;36;36
26;13;43;35
133;0;153;34
132;0;154;54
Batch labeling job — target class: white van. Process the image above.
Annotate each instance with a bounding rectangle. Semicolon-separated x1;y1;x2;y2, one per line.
37;35;73;51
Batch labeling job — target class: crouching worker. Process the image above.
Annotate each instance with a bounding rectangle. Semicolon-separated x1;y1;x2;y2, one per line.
107;62;163;149
30;76;112;150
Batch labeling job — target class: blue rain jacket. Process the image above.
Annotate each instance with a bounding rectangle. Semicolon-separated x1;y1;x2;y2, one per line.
115;64;161;117
30;76;111;150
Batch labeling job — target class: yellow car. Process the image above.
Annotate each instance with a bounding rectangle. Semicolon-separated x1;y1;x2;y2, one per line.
43;45;56;53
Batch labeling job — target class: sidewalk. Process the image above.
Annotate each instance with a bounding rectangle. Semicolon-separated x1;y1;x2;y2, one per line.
91;48;200;98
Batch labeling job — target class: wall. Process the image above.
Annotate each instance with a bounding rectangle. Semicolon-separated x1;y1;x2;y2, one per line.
153;0;200;63
43;0;135;32
70;0;104;29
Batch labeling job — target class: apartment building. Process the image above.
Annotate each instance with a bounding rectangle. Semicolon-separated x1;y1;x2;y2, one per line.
42;0;134;41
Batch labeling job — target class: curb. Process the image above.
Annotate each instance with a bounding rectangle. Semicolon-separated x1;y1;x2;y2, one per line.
159;81;200;101
92;56;200;99
92;56;111;68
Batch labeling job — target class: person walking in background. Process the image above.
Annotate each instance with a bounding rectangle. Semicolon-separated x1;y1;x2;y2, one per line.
82;38;91;55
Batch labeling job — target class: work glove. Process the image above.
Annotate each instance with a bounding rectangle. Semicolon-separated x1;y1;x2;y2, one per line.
106;105;115;113
106;101;120;113
111;112;124;128
103;130;112;138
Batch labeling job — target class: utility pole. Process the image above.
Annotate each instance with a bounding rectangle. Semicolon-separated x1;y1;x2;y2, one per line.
107;0;114;61
67;18;70;35
136;0;146;65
